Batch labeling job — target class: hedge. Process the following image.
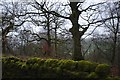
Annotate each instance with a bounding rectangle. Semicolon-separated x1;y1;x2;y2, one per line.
2;56;112;80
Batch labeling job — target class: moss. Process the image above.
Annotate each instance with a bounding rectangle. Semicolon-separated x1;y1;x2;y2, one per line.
58;60;77;71
44;59;59;68
26;57;41;65
77;60;97;72
87;72;98;79
95;64;110;78
2;56;111;79
105;77;120;80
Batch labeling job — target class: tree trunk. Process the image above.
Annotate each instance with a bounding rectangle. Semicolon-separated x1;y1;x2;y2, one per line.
2;22;14;54
69;2;85;60
46;13;51;56
2;37;6;54
54;28;57;55
72;31;84;60
69;23;85;60
111;34;117;65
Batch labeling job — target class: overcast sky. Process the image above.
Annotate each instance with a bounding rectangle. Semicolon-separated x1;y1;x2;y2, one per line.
1;0;117;3
1;0;119;38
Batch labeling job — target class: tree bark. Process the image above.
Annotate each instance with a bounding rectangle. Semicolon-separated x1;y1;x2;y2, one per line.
46;13;51;56
69;2;84;60
111;33;117;65
2;22;14;54
54;27;57;55
72;30;84;60
2;37;6;54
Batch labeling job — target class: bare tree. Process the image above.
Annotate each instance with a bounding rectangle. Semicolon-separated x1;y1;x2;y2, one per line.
0;1;27;54
98;1;120;65
29;1;66;56
97;1;120;75
32;0;103;60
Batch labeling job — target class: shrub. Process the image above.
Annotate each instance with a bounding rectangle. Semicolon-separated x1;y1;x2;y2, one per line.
2;56;23;64
105;77;120;80
87;72;98;79
44;58;59;68
2;56;25;78
58;60;77;71
2;56;111;79
95;64;110;78
26;57;41;65
77;60;97;72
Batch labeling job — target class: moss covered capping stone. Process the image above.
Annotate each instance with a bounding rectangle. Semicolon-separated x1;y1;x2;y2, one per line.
2;56;111;79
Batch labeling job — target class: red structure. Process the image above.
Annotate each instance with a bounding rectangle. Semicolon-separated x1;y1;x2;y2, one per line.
111;65;119;76
42;42;52;55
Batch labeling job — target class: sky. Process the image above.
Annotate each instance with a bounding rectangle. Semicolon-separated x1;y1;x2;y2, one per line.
0;0;117;3
1;0;119;38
